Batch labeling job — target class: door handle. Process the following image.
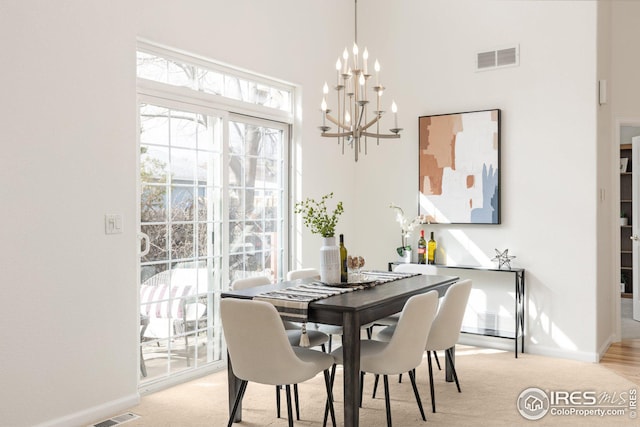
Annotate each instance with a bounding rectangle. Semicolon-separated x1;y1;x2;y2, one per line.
631;235;640;241
138;232;150;257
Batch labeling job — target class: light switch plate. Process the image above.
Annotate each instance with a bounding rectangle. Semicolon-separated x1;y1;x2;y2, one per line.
105;214;123;234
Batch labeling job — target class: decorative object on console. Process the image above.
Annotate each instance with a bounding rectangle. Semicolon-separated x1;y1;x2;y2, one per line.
294;193;344;283
419;109;501;224
491;248;516;270
389;203;424;263
318;0;401;162
347;255;366;282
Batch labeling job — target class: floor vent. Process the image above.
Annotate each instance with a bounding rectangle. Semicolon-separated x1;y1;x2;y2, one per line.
476;45;519;71
89;413;140;427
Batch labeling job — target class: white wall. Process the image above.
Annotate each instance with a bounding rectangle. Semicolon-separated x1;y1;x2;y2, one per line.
352;0;600;360
0;1;140;426
0;0;623;425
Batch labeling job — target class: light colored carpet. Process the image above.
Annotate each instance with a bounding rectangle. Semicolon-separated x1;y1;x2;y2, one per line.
621;298;640;339
118;345;638;427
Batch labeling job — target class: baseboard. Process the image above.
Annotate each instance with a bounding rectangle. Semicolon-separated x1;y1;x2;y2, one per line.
33;393;140;427
458;334;601;362
597;333;617;361
458;333;516;353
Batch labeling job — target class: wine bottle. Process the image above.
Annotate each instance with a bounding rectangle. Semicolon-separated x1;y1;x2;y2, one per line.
417;230;427;264
427;231;437;265
339;234;348;283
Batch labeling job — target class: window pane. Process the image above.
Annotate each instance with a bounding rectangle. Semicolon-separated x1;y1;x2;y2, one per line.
140;145;169;183
171;186;194;222
137;50;293;113
141;224;168;262
170;111;199;149
166;60;194;88
140;105;169;146
141;184;167;222
198;68;223;96
137;52;168;83
170;148;196;182
171;223;194;260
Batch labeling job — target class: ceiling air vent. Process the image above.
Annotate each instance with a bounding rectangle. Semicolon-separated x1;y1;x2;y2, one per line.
476;45;519;71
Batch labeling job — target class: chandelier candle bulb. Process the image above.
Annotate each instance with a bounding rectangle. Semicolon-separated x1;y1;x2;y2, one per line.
343;48;349;73
352;42;359;70
392;101;398;129
374;59;380;85
363;48;369;74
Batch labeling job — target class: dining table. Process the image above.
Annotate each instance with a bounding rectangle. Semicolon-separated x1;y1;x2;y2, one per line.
221;271;459;427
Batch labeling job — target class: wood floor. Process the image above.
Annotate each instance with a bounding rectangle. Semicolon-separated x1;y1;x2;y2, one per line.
601;339;640;385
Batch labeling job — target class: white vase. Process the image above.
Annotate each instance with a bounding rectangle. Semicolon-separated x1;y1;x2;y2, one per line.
398;249;412;264
320;236;341;283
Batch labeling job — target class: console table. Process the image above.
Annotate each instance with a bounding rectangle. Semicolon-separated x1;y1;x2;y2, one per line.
388;262;525;357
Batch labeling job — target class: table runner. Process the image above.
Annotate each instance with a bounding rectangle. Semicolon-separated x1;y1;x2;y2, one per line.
254;270;419;346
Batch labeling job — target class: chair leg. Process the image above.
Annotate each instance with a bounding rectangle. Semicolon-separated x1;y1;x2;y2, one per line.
408;369;426;421
323;369;337;427
139;345;147;377
372;374;379;398
360;372;365;407
445;348;461;392
427;351;436;413
276;385;281;418
383;375;392;427
321;343;327;353
323;365;337;427
184;332;191;367
285;384;294;427
328;335;333;353
227;380;248;427
294;384;300;420
434;351;441;370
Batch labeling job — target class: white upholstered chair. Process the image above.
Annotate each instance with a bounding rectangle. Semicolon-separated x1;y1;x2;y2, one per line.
423;279;472;412
286;268;321;281
230;275;330;420
221;298;336;427
231;275;330;349
326;291;439;427
377;279;472;413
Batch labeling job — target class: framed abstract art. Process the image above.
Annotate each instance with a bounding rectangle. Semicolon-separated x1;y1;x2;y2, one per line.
418;109;501;224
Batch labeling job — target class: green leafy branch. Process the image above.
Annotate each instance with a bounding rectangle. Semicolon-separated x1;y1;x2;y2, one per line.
294;192;344;238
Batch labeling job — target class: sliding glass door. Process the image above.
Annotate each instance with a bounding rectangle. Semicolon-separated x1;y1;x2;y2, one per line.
139;99;224;384
136;43;292;388
227;116;286;283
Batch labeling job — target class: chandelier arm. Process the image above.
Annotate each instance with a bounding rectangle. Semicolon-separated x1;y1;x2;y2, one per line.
325;113;352;132
361;132;400;139
360;114;383;131
322;132;354;138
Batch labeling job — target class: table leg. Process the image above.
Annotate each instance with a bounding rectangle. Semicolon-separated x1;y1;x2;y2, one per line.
227;353;242;422
445;346;455;382
342;312;360;427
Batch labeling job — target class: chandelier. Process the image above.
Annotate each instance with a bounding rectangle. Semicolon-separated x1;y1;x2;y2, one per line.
319;0;401;162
